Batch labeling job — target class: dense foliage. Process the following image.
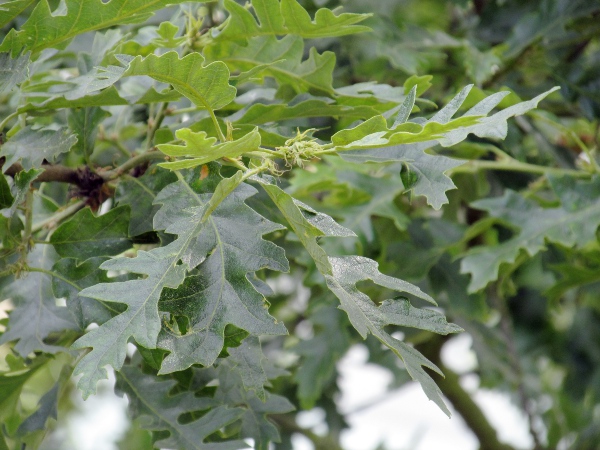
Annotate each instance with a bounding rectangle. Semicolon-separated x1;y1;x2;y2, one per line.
1;0;599;449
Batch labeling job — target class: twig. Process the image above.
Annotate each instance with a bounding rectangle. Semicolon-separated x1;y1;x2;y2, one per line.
31;200;86;233
146;102;169;151
102;151;166;180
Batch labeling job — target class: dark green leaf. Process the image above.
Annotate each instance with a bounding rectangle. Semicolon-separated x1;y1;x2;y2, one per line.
50;206;132;260
114;167;177;237
67;107;110;160
217;0;371;41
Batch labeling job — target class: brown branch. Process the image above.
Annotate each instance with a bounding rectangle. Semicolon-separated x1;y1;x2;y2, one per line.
417;336;515;450
3;162;96;187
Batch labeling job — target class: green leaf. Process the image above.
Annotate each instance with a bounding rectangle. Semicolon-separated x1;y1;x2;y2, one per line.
0;126;77;171
0;173;14;210
258;178;355;274
0;0;194;54
392;85;417;128
52;257;123;329
17;376;62;436
67;107;111;160
340;144;464;210
119;51;236;111
294;302;350;409
331;85;559;150
0;246;79;356
156;180;288;374
115;167;177;237
332;170;410;240
461;176;600;292
227;337;270;401
71;174;211;396
231;97;378;125
333;86;559;209
72;168;280;396
209;350;294;450
324;256;461;416
503;0;600;59
50;206;132;260
0;168;42;218
116;365;247;450
205;35;335;94
18;87;129;113
0;51;30;95
217;0;371;41
0;0;36;29
256;177;460;414
157;127;261;170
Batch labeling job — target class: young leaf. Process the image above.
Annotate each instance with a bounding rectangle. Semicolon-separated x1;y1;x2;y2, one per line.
156;181;289;374
217;0;371;41
50;206;132;260
0;0;193;54
116;365;247;450
461;175;600;292
157;127;261;170
334;86;559;209
0;127;77;171
331;85;559;150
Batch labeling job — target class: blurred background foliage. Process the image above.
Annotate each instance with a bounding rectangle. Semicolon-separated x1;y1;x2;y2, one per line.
280;0;600;448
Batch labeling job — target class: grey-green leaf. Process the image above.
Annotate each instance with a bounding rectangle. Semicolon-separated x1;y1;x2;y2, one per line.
0;127;77;171
116;365;247;450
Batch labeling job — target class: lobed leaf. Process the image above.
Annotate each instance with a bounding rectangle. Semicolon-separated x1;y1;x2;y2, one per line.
0;0;194;54
50;206;132;260
461;175;600;292
156;179;289;373
256;176;461;414
0;126;77;171
116;365;247;450
335;86;559;208
205;35;335;94
0;246;79;356
217;0;371;41
157;128;261;170
0;51;30;95
119;52;236;111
